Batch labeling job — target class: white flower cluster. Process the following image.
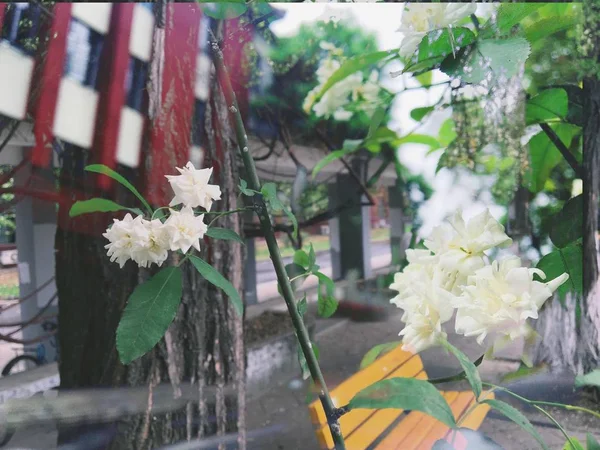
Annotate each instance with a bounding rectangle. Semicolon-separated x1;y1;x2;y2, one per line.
390;209;569;354
397;3;477;58
303;43;381;121
104;162;220;268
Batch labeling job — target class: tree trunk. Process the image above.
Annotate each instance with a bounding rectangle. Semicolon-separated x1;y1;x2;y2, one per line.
534;1;600;373
54;74;245;450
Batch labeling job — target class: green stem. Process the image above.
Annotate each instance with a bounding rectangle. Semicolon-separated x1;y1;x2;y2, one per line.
151;206;171;220
210;32;346;450
207;207;253;228
481;383;578;447
289;273;310;284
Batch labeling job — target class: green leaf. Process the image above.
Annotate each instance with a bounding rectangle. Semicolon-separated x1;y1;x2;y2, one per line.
297;341;319;380
587;433;600;450
316;272;337;318
261;182;278;205
536;240;583;299
205;227;245;245
490;4;541;35
549;195;583;248
85;164;152;213
297;294;307;316
190;255;243;316
283;206;299;240
312;143;361;178
397;133;441;150
281;263;307;296
410;106;435;122
199;1;247;20
350;377;457;429
315;50;392;103
575;369;600;389
404;28;476;74
526;124;579;193
69;198;137;218
368;106;387;138
293;249;310;269
438;119;457;147
359;341;401;370
482;399;549;450
239;179;255;196
562;437;585;450
116;267;183;364
308;244;317;272
441;38;531;85
561;85;584;127
525;13;580;43
441;340;482;400
525;88;568;125
414;71;433;87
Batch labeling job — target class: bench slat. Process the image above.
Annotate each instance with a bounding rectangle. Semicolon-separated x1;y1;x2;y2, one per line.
373;391;459;450
308;345;414;427
314;356;425;449
442;392;495;450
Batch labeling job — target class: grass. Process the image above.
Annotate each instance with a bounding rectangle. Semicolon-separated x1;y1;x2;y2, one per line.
0;284;19;299
255;227;391;262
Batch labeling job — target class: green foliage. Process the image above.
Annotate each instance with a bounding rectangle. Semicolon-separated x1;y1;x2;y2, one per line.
85;164;152;214
198;1;247;20
441;340;482;400
442;38;531;85
261;182;298;239
563;437;585;450
205;227;245;245
574;369;600;389
190;255;243;315
315;272;338;318
525;123;580;193
410;106;435;122
549;195;582;248
239;179;256;196
404;28;476;74
297;294;307;316
536;239;583;300
69;198;141;218
482;4;541;37
359;341;401;369
482;399;549;450
525;88;568;125
349;377;457;429
297;341;319;380
588;433;600;450
116;267;183;364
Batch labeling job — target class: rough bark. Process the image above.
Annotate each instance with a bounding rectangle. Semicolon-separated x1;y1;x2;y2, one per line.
54;69;245;450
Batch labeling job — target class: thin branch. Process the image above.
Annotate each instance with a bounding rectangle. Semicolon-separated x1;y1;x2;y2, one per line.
540;123;583;178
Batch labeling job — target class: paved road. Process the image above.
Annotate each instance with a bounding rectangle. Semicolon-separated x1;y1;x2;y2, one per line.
256;241;391;284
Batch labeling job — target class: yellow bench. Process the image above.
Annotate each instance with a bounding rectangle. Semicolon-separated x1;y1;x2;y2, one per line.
308;346;494;450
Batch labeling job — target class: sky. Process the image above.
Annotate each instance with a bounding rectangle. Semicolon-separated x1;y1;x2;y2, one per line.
269;4;504;235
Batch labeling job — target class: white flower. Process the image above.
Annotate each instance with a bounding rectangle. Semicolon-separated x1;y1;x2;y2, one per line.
454;256;569;345
400;309;447;354
424;209;511;290
165;162;221;211
164;206;208;254
103;214;148;268
397;3;477;58
131;219;170;268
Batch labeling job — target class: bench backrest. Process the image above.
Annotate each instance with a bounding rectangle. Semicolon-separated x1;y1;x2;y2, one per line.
308;346;426;449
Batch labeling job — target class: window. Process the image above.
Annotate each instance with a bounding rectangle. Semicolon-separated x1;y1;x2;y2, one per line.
191;99;206;147
124;57;148;113
63;19;104;90
1;3;41;55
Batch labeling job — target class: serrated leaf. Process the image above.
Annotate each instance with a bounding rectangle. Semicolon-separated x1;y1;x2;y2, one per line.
85;164;152;213
69;198;137;218
575;369;600;389
441;38;531;85
261;183;278;206
116;267;183;364
239;179;255;196
359;341;401;370
404;28;476;74
314;50;392;103
317;295;338;318
482;399;549;450
487;4;541;36
441;340;482;400
549;195;583;248
190;255;243;316
536;240;583;299
525;12;580;43
526;89;568;125
350;377;457;429
206;227;245;245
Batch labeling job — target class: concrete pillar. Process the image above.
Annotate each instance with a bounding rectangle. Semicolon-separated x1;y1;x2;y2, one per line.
244;237;258;305
388;180;407;266
14;151;59;364
328;155;372;280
